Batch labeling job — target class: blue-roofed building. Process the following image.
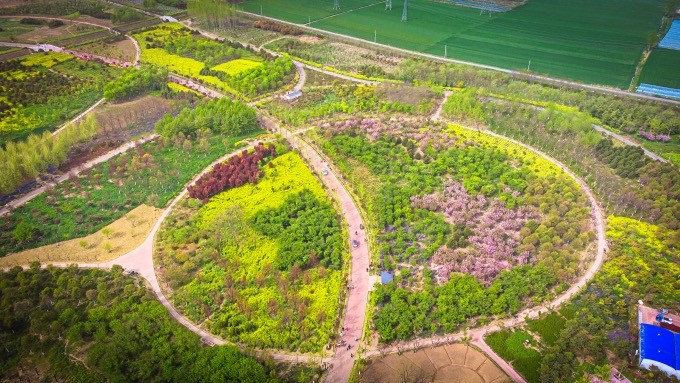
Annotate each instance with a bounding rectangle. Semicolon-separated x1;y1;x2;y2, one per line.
639;305;680;378
659;20;680;50
380;271;394;284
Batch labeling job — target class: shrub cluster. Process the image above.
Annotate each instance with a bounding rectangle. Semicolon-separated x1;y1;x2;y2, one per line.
155;97;259;137
188;143;275;202
103;66;168;102
253;20;302;36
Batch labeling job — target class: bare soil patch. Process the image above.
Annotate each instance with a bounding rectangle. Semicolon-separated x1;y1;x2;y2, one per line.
361;344;511;383
0;204;163;268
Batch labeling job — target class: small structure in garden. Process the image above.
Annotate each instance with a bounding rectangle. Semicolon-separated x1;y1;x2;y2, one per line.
282;90;302;101
638;304;680;378
380;270;393;284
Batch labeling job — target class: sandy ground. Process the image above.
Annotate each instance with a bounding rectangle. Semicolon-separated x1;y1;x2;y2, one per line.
0;204;163;268
361;344;512;383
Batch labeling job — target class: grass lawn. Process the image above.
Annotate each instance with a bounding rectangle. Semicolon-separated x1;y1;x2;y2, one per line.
486;329;542;383
241;0;666;87
527;312;567;346
639;48;680;89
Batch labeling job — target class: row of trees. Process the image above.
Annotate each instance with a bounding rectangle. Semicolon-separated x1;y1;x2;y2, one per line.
374;265;556;342
103;66;168;102
0;266;277;382
0;0;109;18
155;97;259;137
187;0;236;29
228;56;294;98
0;115;99;196
394;58;680;135
188;143;276;202
164;35;244;68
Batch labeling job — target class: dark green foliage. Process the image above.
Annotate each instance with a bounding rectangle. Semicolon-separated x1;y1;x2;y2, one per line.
595;139;648;178
0;0;109;18
104;66;168;102
111;7;144;24
486;330;542;383
0;266;274;382
155;97;259;137
253;189;344;270
164;35;243;67
373;265;555;343
228;56;294;98
526;312;566;346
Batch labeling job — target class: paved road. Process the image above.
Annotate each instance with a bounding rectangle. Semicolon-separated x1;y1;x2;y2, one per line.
238;11;680;106
262;112;370;383
0;134;157;216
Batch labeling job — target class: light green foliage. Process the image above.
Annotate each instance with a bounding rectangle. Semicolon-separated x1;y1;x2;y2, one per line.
527;312;566;346
486;329;542;383
104;66;168;102
212;58;263;75
241;0;664;87
155;97;259;137
0;131;260;256
317;121;590;342
0;114;99;195
538;217;679;383
156;152;346;352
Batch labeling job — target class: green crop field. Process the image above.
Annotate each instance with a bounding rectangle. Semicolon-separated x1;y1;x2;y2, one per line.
639;48;680;89
240;0;666;88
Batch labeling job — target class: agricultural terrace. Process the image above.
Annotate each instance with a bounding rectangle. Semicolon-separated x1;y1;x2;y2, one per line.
133;23;294;98
0;98;263;256
155;150;348;352
307;118;593;342
0;51;121;145
241;0;666;88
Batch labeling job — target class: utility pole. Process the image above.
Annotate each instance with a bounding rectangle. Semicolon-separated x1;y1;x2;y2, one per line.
402;0;407;22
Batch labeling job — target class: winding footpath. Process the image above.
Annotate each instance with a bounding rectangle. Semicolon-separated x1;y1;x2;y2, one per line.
1;23;613;382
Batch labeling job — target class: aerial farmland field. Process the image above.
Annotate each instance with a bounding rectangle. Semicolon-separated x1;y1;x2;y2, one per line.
639;48;680;89
240;0;666;88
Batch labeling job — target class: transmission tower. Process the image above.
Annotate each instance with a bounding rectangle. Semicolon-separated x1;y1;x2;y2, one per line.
402;0;407;22
386;0;392;10
334;0;340;10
